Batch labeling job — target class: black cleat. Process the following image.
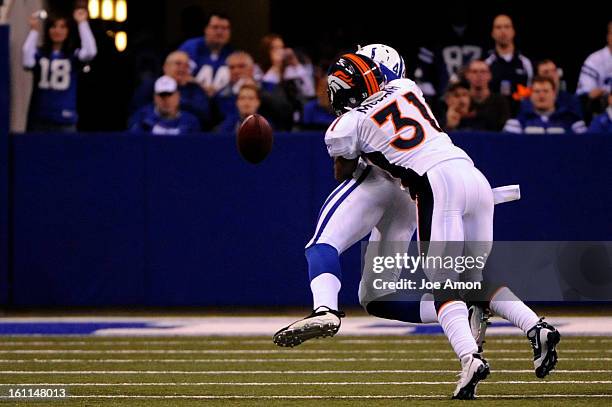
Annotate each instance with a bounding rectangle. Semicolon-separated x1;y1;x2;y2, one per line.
527;318;561;378
273;306;345;348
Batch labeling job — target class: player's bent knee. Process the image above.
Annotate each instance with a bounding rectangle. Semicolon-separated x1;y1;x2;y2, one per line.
365;293;423;323
305;243;342;282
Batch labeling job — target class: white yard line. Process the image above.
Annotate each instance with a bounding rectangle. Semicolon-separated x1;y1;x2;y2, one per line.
0;394;605;399
0;341;234;346
0;380;610;386
0;338;603;346
333;338;610;344
0;369;610;374
0;357;610;363
0;349;602;354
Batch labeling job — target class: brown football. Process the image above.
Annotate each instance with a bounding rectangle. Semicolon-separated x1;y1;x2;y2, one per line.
236;114;274;164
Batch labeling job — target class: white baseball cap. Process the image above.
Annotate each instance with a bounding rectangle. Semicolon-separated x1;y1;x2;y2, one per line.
154;75;178;94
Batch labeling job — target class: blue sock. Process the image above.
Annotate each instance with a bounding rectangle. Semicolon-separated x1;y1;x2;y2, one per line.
306;244;342;310
305;244;342;282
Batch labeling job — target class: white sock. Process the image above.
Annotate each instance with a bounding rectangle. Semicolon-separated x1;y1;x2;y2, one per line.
438;301;479;364
489;287;540;333
419;293;438;323
310;273;341;311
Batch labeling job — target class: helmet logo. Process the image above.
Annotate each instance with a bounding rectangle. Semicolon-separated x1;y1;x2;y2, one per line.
328;72;353;103
331;70;355;86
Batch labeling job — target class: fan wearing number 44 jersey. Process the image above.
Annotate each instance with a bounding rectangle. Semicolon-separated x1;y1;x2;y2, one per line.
326;53;558;399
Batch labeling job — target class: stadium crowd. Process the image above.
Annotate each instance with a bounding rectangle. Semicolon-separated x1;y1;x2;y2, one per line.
21;8;612;135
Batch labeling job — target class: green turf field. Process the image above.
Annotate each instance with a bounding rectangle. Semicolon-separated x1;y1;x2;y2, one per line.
0;335;610;406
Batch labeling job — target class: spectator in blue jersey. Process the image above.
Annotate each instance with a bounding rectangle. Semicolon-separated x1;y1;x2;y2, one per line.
519;59;582;119
178;12;233;97
588;93;612;132
300;75;335;130
129;76;200;135
504;76;587;134
485;14;533;115
22;8;97;132
130;51;211;129
216;82;261;133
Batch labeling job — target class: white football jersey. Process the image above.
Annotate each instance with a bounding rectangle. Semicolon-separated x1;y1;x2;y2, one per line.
576;46;612;95
325;79;471;176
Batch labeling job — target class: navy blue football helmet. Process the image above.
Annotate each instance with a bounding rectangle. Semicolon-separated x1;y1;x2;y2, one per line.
327;53;386;116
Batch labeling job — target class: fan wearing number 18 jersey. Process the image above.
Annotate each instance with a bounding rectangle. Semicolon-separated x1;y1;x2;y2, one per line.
22;10;97;132
324;53;560;399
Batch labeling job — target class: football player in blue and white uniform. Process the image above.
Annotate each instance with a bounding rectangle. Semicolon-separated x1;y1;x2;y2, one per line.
274;45;522;356
274;46;427;348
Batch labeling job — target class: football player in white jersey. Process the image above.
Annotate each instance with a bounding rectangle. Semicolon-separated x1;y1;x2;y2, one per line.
274;45;521;351
317;52;560;399
274;45;433;347
274;43;515;348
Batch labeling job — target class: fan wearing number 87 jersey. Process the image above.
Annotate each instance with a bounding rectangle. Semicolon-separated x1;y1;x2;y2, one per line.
22;10;97;131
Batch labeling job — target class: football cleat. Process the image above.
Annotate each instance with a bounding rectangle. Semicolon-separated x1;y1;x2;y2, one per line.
452;353;490;400
468;303;491;353
527;318;561;378
273;306;345;348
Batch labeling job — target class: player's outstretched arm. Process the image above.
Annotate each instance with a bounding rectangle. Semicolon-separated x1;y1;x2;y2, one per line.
334;157;358;182
74;8;97;62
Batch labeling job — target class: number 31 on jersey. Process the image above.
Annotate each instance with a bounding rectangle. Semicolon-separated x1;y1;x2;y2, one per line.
371;92;442;151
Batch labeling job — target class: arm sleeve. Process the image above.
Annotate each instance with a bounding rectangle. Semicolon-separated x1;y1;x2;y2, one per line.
413;47;437;97
522;56;534;86
571;120;587;134
76;21;97;61
128;109;144;132
262;69;281;85
181;87;210;124
177;40;198;74
587;116;603;132
284;64;315;98
22;30;39;69
324;114;360;159
503;118;522;133
576;54;600;95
